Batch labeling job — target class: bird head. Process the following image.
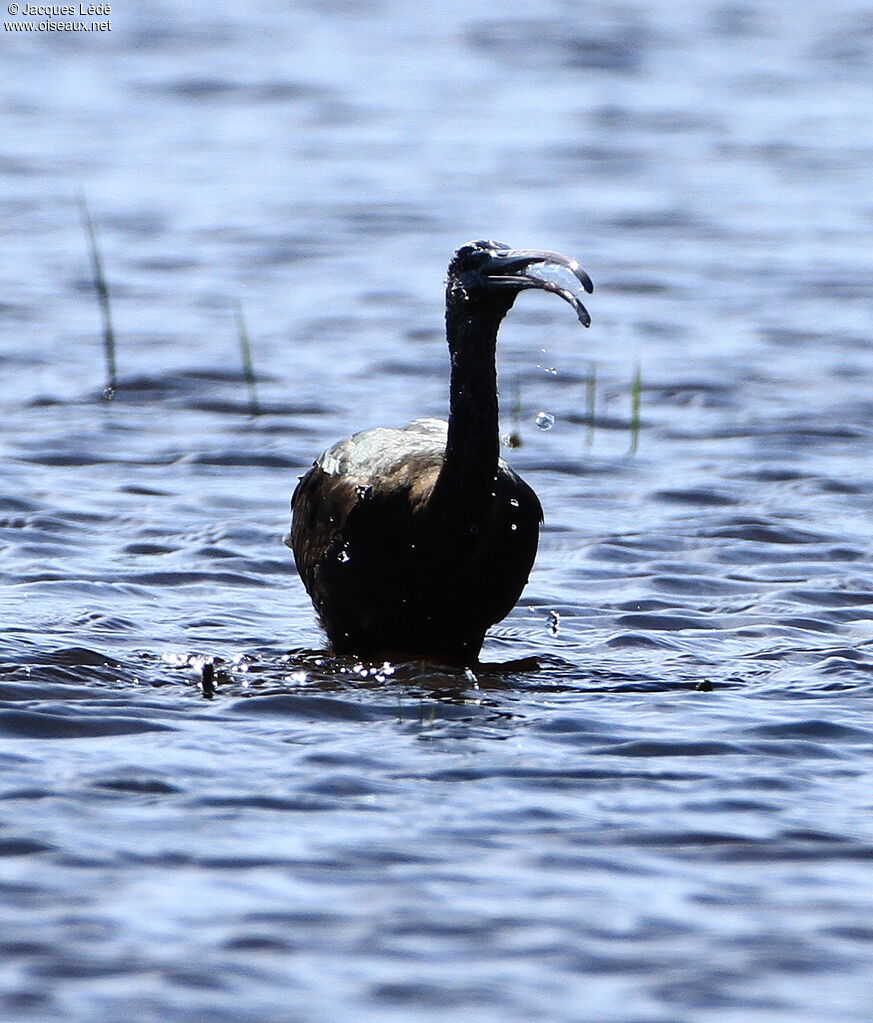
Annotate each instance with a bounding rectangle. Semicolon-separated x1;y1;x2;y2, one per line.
447;239;594;327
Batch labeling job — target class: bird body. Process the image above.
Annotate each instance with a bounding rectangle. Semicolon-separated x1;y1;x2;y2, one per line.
287;240;593;663
290;419;542;662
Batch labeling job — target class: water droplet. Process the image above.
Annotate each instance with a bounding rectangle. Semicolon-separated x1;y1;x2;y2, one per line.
544;367;557;376
337;549;350;563
510;498;520;507
464;667;479;689
510;523;517;531
355;485;372;501
535;411;555;431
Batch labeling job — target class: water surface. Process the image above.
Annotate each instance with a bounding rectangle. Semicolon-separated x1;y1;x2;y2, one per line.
3;2;873;1020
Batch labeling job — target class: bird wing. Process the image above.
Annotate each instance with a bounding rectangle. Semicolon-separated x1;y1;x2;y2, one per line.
287;421;449;598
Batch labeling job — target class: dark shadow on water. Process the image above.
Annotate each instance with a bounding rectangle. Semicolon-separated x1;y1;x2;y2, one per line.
150;646;685;702
1;643;722;721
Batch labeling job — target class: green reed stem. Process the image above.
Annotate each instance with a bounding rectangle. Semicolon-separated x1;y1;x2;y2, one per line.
78;194;116;399
629;361;642;455
585;360;597;447
235;304;260;416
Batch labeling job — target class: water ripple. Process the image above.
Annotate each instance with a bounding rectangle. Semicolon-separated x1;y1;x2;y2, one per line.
3;3;873;1022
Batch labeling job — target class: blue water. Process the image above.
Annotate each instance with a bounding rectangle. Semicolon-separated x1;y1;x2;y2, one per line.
3;2;873;1020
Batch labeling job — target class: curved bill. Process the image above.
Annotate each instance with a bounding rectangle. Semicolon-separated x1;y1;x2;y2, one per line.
483;248;594;327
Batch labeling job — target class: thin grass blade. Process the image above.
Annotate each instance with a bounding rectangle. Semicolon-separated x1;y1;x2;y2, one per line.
235;304;260;416
629;361;642;455
78;194;117;399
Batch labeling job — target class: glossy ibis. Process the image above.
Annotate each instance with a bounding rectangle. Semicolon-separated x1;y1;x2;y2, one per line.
287;240;593;663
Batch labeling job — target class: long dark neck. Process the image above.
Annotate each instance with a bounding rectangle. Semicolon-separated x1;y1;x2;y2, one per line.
433;284;513;524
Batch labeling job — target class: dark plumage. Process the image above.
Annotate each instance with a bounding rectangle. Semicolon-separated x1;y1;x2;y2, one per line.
287;240;593;663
